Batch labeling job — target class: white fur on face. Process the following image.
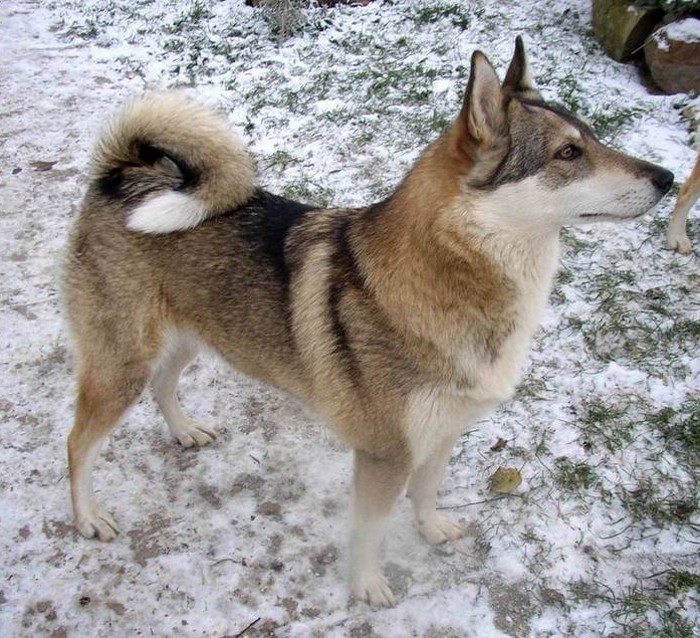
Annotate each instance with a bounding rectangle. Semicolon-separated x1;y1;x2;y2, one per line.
127;192;208;234
549;171;663;223
468;170;662;233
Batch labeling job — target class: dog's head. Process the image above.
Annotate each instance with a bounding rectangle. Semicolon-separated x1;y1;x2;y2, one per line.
445;37;673;232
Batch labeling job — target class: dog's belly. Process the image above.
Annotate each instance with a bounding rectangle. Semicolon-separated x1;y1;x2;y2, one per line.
161;231;311;398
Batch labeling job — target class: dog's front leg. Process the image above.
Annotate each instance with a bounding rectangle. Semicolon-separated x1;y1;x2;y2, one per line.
349;449;409;607
667;153;700;254
406;433;467;544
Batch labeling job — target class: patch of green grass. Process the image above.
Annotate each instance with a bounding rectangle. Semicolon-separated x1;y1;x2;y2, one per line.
257;0;307;43
610;593;697;638
329;30;375;55
351;62;434;105
518;529;554;576
163;37;185;53
554;457;597;491
114;55;145;79
578;398;635;453
62;19;100;39
407;2;471;29
403;107;453;146
556;267;575;286
568;570;700;638
588;103;649;142
353;155;395;200
609;573;700;638
663;569;700;596
550;266;575;304
666;318;700;342
648;399;700;465
264;149;300;171
574;263;694;371
167;0;213;35
550;69;586;114
514;371;549;402
281;179;334;208
561;227;597;255
546;71;648;142
621;477;697;525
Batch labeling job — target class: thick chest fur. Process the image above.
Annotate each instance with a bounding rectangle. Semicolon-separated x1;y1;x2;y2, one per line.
406;252;557;468
460;273;552;403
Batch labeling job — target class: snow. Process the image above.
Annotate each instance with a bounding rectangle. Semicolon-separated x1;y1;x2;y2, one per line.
654;17;700;51
1;1;699;637
665;17;700;44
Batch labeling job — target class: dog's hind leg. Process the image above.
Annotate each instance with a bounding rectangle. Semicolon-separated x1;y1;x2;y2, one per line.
406;433;467;545
349;449;410;607
667;154;700;254
152;334;216;448
68;357;152;541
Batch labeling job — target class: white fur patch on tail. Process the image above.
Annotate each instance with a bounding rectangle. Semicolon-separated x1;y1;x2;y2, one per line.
126;192;208;234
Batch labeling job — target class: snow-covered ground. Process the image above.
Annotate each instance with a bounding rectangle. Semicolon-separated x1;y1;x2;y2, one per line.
1;1;699;636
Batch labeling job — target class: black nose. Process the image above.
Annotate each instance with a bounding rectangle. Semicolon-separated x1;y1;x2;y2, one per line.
652;167;674;194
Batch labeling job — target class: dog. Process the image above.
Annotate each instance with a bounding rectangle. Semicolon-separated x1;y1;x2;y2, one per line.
63;37;673;606
666;147;700;253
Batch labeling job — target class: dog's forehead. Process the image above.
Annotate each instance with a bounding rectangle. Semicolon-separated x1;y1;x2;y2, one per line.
557;124;582;141
518;98;595;139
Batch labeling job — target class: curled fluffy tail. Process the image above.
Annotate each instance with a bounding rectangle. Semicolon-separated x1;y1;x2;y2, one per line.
92;92;256;233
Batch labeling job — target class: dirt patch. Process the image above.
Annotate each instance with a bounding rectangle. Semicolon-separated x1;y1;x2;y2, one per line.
488;580;536;638
42;519;76;540
349;620;381;638
309;543;338;577
127;513;172;567
197;483;222;508
231;472;264;496
257;500;282;519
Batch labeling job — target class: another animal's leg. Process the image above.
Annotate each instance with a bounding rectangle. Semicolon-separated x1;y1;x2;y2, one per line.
68;358;151;541
349;449;410;607
152;335;216;447
667;154;700;254
407;433;467;544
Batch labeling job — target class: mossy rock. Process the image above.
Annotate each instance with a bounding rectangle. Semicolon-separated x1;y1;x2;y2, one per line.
592;0;663;61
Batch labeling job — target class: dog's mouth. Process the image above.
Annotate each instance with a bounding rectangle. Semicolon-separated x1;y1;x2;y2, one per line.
578;209;649;221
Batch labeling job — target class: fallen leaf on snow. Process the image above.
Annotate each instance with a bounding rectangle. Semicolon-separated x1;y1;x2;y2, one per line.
488;467;522;493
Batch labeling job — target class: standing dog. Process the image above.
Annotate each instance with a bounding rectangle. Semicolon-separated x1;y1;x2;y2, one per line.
666;147;700;253
64;38;673;606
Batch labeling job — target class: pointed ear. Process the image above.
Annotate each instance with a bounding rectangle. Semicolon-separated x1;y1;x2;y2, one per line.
459;51;507;146
502;36;542;100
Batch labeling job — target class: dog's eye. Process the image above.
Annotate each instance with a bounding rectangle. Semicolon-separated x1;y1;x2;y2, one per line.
554;144;581;161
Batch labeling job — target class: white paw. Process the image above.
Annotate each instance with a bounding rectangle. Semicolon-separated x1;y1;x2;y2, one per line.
666;232;692;254
77;507;119;541
351;570;396;607
171;421;217;448
417;513;467;545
